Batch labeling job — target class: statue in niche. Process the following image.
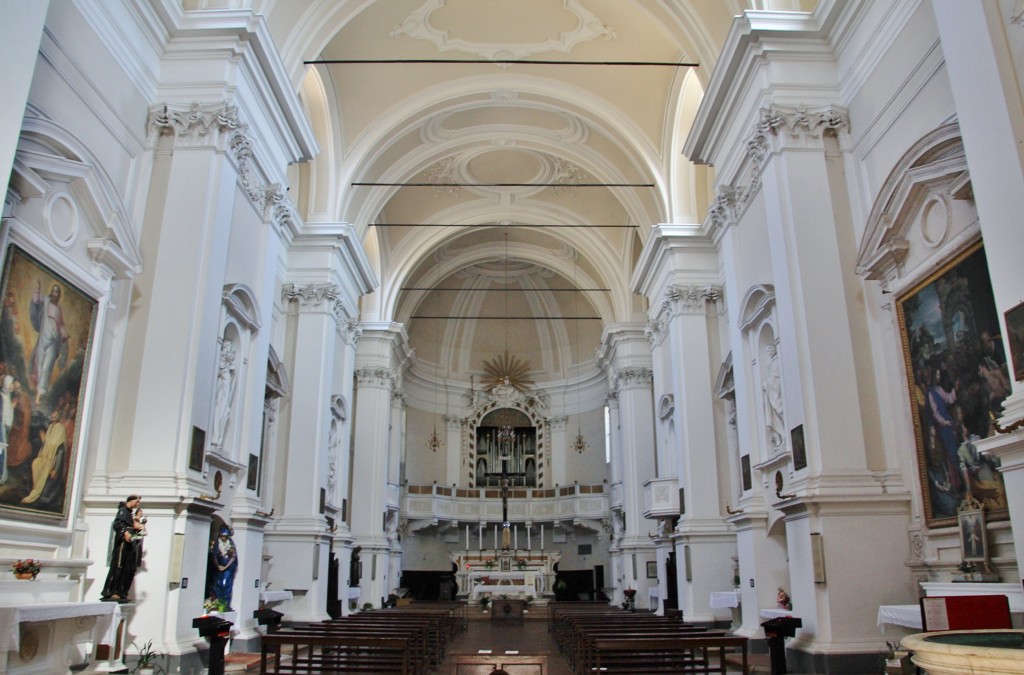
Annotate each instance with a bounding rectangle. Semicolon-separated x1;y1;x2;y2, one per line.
762;343;785;449
211;341;237;448
208;525;238;610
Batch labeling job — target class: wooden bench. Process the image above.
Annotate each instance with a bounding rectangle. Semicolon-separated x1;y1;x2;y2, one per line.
278;624;432;674
573;627;725;673
589;635;748;674
259;633;411;674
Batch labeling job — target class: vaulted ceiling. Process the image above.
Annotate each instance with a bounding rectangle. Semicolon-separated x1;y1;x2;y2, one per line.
264;0;815;389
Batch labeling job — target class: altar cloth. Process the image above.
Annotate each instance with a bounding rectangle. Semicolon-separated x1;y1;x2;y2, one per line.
710;591;741;609
0;601;121;652
877;604;922;631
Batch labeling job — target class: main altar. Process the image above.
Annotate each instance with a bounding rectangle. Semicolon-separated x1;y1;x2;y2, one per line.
453;550;560;603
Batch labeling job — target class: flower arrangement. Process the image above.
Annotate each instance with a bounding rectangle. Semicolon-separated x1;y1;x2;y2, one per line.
776;587;792;611
203;597;228;614
11;559;41;578
515;558;527;570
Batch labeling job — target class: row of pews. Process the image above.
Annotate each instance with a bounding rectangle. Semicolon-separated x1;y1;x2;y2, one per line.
548;602;749;674
259;602;467;674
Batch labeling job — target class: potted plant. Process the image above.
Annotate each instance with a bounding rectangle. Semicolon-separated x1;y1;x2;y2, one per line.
11;559;41;580
479;596;490;612
130;640;167;675
515;558;527;570
484;559;495;570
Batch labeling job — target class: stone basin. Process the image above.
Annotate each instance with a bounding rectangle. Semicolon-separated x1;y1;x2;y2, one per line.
902;629;1024;674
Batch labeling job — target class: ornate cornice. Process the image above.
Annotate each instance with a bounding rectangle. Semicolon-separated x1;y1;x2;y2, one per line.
613;367;653;391
281;283;346;328
355;367;397;389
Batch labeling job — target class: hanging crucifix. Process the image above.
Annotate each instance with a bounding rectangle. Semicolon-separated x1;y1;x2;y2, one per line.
485;453;526;550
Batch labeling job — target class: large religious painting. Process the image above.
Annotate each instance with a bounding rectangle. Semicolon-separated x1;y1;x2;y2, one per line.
897;242;1010;526
0;245;97;520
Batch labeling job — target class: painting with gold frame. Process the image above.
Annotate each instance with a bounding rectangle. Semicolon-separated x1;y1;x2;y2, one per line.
896;242;1010;526
0;245;97;520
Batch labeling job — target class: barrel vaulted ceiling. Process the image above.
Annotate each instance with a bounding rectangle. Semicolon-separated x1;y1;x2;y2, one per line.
265;0;815;390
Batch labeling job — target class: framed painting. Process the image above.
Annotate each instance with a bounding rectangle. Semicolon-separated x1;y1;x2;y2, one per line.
188;425;206;472
0;245;97;520
791;424;807;471
646;561;658;579
1005;300;1024;382
897;242;1010;526
958;507;987;562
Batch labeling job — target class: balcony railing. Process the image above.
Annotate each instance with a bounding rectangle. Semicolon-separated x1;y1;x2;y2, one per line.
401;483;608;524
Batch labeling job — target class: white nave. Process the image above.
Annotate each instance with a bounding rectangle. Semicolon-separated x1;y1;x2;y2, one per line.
2;0;1024;672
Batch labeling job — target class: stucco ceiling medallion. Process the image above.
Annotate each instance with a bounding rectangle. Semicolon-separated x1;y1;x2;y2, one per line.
389;0;616;61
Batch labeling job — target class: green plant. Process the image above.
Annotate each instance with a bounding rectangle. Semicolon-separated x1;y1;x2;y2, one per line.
362;602;374;611
130;640;167;674
479;596;490;608
203;597;228;613
484;559;495;569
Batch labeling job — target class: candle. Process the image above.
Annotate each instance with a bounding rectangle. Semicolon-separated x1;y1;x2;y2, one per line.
494;524;498;549
527;525;531;550
541;524;545;550
514;525;518;549
466;524;470;550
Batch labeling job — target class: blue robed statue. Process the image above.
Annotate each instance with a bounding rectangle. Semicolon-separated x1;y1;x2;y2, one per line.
209;526;238;610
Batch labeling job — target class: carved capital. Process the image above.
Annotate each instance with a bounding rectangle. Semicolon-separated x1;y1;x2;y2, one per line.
355;367;397;389
662;284;722;317
341;318;362;346
707;186;750;231
645;319;667;347
604;391;619;409
749;104;849;165
613;367;653;391
281;283;345;324
148;102;242;149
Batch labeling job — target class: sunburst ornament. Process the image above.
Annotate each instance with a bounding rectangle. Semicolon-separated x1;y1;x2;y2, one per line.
481;351;533;391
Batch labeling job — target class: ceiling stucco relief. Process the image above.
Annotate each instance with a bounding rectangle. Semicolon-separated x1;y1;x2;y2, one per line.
389;0;617;61
420;107;588;145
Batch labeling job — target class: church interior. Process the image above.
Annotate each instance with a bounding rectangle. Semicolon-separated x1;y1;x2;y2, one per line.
2;0;1024;673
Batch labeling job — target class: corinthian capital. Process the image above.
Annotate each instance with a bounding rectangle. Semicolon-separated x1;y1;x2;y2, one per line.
662;285;722;316
613;367;653;391
747;104;849;168
355;367;397;389
281;283;345;319
148;102;244;150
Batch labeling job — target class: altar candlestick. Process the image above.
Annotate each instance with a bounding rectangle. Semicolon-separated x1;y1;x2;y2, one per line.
514;525;518;549
478;523;483;550
527;525;531;550
494;524;498;549
541;524;545;550
466;524;470;550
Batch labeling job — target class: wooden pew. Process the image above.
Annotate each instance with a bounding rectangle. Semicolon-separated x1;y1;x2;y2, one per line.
259;633;411;674
589;635;748;674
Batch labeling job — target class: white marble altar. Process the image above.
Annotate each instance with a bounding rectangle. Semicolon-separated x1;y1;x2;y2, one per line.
0;601;122;674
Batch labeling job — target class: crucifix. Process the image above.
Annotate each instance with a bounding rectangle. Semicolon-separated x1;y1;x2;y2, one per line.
485;450;526;550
